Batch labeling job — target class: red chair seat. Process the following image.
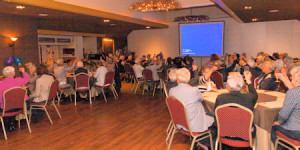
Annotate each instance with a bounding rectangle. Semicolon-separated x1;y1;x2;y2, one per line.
76;87;89;92
220;137;251;147
96;84;111;88
59;87;70;90
30;102;46;106
0;110;23;117
277;131;300;146
179;129;210;136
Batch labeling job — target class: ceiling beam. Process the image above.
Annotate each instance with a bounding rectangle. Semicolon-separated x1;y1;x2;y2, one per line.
212;0;244;23
4;0;169;28
37;29;106;37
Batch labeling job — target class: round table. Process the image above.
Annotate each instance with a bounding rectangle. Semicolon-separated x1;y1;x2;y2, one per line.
202;89;286;150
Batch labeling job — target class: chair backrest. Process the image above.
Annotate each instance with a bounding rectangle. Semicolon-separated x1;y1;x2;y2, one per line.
124;63;131;73
2;87;27;117
166;68;172;81
164;83;169;97
104;71;115;85
215;103;253;143
189;68;194;79
128;65;135;75
75;73;90;89
48;80;59;101
49;73;57;80
211;71;224;89
254;77;259;89
142;69;153;81
166;96;191;134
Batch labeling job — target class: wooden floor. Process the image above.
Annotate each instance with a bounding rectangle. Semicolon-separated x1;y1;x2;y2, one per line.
0;82;191;150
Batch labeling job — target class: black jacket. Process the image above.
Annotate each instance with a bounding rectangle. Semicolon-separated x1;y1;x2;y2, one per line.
214;84;258;112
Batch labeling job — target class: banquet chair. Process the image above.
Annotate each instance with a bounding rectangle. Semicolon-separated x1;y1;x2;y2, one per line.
74;73;92;106
1;87;31;140
164;84;175;144
29;80;62;125
133;76;145;94
215;103;255;150
254;77;259;89
274;131;300;150
123;63;131;81
211;71;224;89
142;69;160;97
166;96;213;150
95;71;118;103
57;85;73;105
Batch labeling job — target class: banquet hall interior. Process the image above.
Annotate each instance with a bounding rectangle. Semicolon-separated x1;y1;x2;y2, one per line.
0;0;299;150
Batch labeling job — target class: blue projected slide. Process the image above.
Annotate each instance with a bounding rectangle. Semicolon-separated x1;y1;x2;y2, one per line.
180;22;224;56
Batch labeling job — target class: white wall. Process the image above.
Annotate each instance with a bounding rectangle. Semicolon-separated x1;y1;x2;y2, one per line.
128;6;300;66
83;37;97;54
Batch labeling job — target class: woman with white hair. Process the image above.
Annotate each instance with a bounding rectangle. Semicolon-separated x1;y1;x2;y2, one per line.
271;66;300;149
169;68;214;131
165;68;177;92
0;66;29;131
169;68;214;148
0;66;29;108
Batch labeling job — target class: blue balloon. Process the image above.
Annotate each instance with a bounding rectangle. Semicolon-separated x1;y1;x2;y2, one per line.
13;57;23;65
5;56;14;66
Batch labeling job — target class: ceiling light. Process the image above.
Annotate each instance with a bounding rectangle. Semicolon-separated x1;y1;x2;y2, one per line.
38;14;49;17
244;6;252;10
104;20;110;23
16;5;25;9
146;26;151;29
252;18;258;22
110;24;116;26
269;10;279;13
103;38;113;42
130;0;181;12
10;37;18;42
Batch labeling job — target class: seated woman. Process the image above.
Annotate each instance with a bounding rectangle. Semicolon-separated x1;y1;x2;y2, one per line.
0;66;29;131
27;64;54;121
271;66;300;150
54;59;76;88
169;68;214;148
25;62;38;95
165;68;177;92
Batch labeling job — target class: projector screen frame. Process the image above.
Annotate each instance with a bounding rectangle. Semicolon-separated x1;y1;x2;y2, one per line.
178;21;225;57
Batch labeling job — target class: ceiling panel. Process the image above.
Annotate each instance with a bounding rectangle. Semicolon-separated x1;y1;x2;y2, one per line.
219;0;300;23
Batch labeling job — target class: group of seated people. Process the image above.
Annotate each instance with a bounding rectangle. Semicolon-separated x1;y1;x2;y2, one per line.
162;52;299;149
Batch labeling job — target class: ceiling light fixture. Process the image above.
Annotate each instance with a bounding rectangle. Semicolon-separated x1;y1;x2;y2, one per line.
130;0;181;12
269;10;279;13
244;6;252;10
16;5;25;9
252;18;258;22
146;26;151;29
104;19;110;23
38;13;49;17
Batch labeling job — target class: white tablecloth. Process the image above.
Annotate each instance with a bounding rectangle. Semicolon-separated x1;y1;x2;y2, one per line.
202;89;286;150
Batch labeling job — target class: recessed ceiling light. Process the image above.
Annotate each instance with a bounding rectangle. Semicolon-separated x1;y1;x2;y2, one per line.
104;19;110;23
252;18;258;22
16;5;25;9
244;6;252;10
269;10;279;13
146;26;151;29
38;13;48;17
110;24;116;26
